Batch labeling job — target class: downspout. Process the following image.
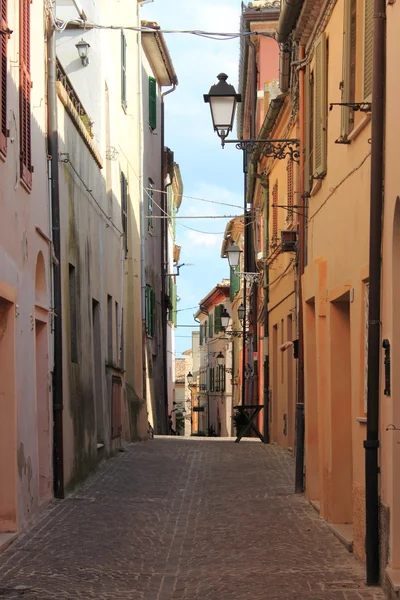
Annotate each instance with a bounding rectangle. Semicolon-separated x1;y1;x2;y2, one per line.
364;0;385;585
263;181;270;443
161;84;177;433
295;45;305;494
47;18;64;498
138;26;146;407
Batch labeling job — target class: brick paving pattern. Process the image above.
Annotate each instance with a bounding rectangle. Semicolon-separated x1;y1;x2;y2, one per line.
0;438;385;599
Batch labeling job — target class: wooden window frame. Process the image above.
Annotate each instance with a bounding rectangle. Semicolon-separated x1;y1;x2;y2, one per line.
19;0;32;189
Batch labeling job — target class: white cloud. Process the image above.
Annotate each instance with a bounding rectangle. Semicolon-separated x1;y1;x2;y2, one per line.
185;230;221;247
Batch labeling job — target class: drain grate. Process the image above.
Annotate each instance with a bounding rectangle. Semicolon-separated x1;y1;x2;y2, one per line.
325;582;361;590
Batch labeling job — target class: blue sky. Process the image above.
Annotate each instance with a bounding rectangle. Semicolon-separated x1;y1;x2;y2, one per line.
141;0;244;358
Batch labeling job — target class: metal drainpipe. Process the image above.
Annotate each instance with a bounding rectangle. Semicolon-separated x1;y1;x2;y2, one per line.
364;0;385;585
160;84;176;434
295;45;305;494
47;19;64;498
263;182;270;443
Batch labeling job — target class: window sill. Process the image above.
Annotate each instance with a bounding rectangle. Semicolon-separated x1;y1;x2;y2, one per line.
356;416;367;424
310;178;323;197
347;113;371;143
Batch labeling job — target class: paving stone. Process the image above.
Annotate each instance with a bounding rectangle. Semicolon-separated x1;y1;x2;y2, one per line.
0;439;385;599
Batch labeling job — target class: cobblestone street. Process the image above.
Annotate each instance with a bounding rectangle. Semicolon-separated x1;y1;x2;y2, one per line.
0;439;385;600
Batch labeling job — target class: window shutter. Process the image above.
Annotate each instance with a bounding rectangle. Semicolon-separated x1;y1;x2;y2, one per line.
272;181;278;243
19;0;32;188
148;179;153;230
171;281;177;327
121;31;127;108
214;304;223;333
286;162;293;226
341;0;357;139
121;172;128;254
216;366;220;392
313;32;327;178
363;0;373;100
208;313;213;339
0;0;8;154
145;285;150;334
151;289;156;337
304;66;311;194
221;366;226;392
200;323;204;346
230;266;240;301
149;76;157;129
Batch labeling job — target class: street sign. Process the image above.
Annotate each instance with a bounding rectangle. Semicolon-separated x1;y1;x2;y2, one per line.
193;406;205;412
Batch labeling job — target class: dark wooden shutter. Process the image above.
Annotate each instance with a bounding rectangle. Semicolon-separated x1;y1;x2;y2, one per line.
221;366;226;392
272;181;278;244
151;289;156;336
145;285;150;334
200;322;204;346
287;162;293;226
0;0;8;154
121;30;127;108
121;172;128;254
208;313;213;338
19;0;32;188
214;304;223;333
149;77;156;129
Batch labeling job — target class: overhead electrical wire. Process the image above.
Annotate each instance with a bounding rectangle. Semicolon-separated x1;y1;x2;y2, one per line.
144;187;243;210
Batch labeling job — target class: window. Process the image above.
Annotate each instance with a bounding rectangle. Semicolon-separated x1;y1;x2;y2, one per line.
121;30;127;108
20;0;32;188
107;294;113;363
363;0;373;101
200;322;204;346
230;266;240;301
0;0;8;155
115;301;119;367
214;304;223;334
287;162;294;226
149;76;156;129
341;0;357;139
313;33;327;178
215;365;225;393
272;181;278;244
145;285;156;337
121;172;128;254
209;367;214;392
148;179;154;230
169;278;177;327
69;265;78;363
364;281;369;413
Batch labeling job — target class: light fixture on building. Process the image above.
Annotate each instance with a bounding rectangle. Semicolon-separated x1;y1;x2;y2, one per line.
221;308;230;330
75;38;90;67
226;242;241;269
238;303;245;324
204;73;300;160
187;372;194;386
217;351;224;366
203;73;241;144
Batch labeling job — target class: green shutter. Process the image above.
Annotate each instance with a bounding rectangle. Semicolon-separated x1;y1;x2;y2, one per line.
200;323;204;346
208;313;213;338
149;77;157;129
214;304;223;333
172;282;177;327
221;366;226;392
230;266;240;301
121;31;127;108
145;286;150;334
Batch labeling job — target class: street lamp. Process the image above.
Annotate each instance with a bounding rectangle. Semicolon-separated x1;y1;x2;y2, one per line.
187;372;194;386
204;73;300;159
75;38;90;67
217;351;224;366
203;73;241;144
221;307;230;330
226;242;241;269
238;303;245;324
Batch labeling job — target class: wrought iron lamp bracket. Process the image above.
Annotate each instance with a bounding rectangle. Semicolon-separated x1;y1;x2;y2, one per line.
222;138;300;163
221;330;252;339
237;272;260;284
329;102;372;113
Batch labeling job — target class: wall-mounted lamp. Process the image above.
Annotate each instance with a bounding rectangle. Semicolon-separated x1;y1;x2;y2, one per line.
75;38;90;67
216;351;224;366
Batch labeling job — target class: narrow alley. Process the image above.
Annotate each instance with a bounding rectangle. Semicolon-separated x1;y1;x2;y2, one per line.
0;440;385;600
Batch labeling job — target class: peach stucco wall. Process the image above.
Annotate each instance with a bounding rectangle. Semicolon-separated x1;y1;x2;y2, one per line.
381;0;400;574
0;0;52;532
302;0;371;560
